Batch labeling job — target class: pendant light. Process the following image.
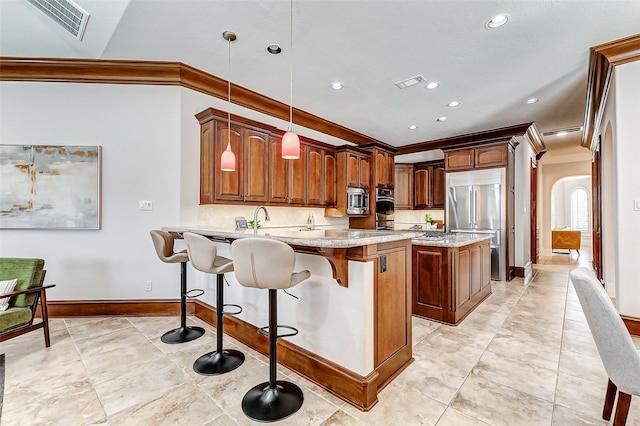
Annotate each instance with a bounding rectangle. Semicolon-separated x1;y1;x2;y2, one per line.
281;0;300;159
220;31;237;172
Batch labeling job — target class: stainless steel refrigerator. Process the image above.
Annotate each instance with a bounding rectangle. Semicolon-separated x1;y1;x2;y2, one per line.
446;168;506;281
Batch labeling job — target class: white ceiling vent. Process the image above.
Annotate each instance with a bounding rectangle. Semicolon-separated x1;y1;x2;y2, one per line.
26;0;90;41
395;75;425;89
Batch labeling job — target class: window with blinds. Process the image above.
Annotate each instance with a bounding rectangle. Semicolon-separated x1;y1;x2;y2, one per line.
570;187;590;232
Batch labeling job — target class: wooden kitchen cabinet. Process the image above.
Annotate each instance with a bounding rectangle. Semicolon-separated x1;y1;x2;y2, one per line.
414;161;445;209
323;152;337;206
269;137;307;204
204;119;270;203
307;146;336;206
346;150;370;189
374;149;394;188
444;143;508;171
412;237;491;325
394;164;413;209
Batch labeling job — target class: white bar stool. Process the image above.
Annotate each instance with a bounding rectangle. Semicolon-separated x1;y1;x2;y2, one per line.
184;232;245;375
149;230;205;344
231;238;310;422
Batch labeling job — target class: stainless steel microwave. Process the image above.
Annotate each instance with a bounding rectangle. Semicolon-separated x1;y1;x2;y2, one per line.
347;187;369;215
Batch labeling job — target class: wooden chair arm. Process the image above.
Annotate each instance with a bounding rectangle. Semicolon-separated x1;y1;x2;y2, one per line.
0;284;56;300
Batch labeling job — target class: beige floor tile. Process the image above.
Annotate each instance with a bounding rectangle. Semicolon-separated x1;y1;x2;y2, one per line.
472;350;557;402
107;382;224;425
319;409;366;425
436;407;491;425
551;404;608;425
65;317;136;341
554;372;608;421
486;329;560;371
558;349;607;383
451;373;553;425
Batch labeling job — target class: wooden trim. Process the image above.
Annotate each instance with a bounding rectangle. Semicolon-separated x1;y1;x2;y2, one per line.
193;300;382;410
621;315;640;337
44;299;193;317
397;123;532;155
0;56;383;147
582;34;640;149
524;122;546;156
513;266;525;278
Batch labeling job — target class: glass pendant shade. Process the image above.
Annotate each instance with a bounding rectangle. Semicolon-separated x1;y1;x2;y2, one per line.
281;131;300;159
220;143;236;171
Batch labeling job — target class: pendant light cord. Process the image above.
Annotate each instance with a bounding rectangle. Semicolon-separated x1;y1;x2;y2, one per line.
289;0;293;132
227;37;232;150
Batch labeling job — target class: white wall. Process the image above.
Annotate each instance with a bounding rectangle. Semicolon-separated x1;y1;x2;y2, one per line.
0;82;183;300
514;137;535;270
613;60;640;317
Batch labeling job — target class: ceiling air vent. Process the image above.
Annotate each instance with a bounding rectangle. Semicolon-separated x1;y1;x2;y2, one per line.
26;0;90;41
394;75;425;89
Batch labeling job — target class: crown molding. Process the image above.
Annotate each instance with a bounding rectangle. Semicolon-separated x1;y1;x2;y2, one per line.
0;56;382;147
582;33;640;149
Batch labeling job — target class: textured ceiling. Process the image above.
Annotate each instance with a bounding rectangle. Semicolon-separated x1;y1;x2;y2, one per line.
2;0;638;157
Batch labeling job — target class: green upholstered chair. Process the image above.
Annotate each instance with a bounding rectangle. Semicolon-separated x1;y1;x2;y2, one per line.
0;258;55;347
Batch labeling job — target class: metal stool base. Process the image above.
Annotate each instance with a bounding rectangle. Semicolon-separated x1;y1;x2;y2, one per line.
160;326;205;344
241;380;304;422
193;349;245;375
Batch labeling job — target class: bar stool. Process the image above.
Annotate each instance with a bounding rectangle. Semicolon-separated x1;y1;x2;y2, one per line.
231;238;311;422
149;230;205;344
183;232;245;375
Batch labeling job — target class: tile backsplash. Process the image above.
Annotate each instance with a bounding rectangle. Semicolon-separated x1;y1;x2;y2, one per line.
198;205;349;229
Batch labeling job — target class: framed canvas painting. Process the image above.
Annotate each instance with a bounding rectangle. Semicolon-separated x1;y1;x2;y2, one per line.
0;145;101;229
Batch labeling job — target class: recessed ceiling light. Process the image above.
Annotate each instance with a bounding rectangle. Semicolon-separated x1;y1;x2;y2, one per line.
436;116;447;122
266;44;282;54
556;131;568;137
426;82;440;90
486;13;510;29
408;125;418;130
525;97;539;104
395;75;425;89
448;101;460;107
331;82;344;90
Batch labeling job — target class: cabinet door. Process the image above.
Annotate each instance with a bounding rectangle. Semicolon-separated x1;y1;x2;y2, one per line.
323;152;336;206
394;165;413;209
414;169;429;209
200;120;215;204
359;155;370;188
346;152;360;187
375;151;391;188
456;248;471;309
269;137;289;203
288;144;307;204
445;148;474;171
376;248;407;366
469;245;482;297
307;146;323;205
481;243;491;290
215;121;244;202
430;163;446;208
243;129;269;202
412;246;448;321
475;144;508;169
387;153;395;188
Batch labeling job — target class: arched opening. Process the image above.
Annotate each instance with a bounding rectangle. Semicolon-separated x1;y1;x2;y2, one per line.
551;175;592;240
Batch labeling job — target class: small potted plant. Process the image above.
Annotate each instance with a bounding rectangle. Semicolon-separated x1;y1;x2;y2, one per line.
247;220;261;229
425;213;433;230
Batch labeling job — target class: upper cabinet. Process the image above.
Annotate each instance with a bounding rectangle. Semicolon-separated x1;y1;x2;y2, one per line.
414;161;445;209
199;118;269;204
373;148;394;188
346;150;370;189
444;143;508;171
197;108;335;208
394;164;414;210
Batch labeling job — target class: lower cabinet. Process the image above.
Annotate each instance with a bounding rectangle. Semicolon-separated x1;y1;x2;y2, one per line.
412;238;491;325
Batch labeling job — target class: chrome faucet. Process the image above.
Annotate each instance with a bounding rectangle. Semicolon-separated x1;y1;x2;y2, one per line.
253;205;270;234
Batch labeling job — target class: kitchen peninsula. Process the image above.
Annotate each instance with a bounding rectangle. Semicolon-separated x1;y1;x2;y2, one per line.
163;226;417;411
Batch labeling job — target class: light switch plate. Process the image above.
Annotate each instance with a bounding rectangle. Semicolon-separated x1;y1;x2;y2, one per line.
139;200;153;211
634;200;640;211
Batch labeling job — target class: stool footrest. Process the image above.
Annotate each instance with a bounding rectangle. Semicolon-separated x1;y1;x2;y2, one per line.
258;325;298;338
222;303;242;316
186;288;205;298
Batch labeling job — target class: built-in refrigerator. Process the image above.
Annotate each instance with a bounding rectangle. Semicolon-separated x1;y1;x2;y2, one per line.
446;168;506;281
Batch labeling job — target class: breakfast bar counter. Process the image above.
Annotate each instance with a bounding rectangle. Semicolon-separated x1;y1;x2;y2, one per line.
163;226;417;411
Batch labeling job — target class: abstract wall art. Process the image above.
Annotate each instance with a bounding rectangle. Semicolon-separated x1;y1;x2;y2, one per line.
0;145;101;229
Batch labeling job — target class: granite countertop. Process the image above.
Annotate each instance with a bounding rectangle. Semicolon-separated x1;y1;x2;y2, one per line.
162;226;420;248
411;233;493;248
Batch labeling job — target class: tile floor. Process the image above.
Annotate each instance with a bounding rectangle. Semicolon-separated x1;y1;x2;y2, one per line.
1;250;639;425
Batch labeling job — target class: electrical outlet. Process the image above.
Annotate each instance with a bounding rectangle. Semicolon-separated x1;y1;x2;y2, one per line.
145;280;152;292
139;200;153;211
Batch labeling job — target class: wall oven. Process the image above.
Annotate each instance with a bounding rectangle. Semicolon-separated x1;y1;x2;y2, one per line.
347;187;369;215
375;188;395;230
